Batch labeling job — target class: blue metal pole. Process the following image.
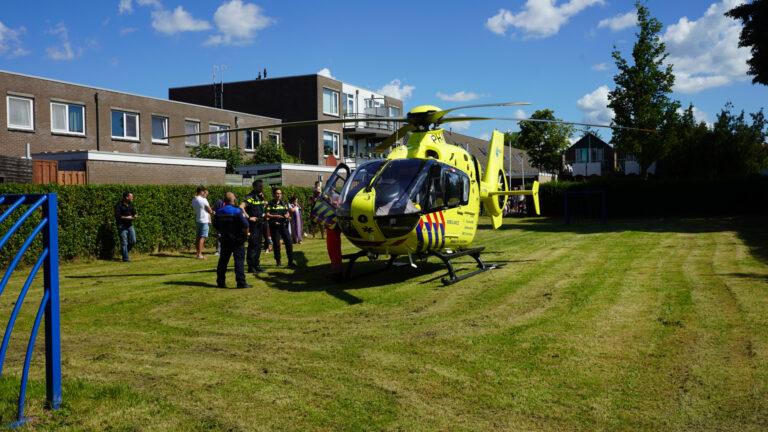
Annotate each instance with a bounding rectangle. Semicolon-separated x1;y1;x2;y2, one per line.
43;193;62;409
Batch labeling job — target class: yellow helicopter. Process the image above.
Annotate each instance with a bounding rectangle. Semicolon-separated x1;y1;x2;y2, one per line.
168;102;627;284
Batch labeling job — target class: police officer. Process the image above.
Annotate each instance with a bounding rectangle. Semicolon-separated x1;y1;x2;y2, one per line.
214;192;252;288
265;188;296;268
241;179;268;273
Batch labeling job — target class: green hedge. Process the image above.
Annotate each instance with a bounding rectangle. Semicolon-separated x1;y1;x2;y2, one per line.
535;176;768;218
0;184;314;263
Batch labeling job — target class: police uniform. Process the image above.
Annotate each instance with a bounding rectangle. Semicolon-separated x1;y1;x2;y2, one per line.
243;191;268;272
266;199;295;267
213;204;250;288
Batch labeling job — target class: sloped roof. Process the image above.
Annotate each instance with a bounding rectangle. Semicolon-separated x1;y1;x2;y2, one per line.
442;130;540;175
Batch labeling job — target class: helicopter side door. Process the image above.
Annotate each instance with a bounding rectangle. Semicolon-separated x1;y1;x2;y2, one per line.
418;163;472;251
310;163;349;230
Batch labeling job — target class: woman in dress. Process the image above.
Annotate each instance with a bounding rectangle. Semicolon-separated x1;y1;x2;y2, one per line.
288;196;303;244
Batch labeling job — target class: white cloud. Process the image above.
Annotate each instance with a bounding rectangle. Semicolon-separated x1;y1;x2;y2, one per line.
119;0;161;14
376;79;415;101
448;114;471;132
317;68;334;79
120;27;138;36
0;21;29;58
514;109;528;119
486;0;605;39
663;0;750;94
46;23;77;61
598;11;636;32
479;133;491;141
591;62;609;71
436;90;487;102
676;105;710;126
119;0;133;14
152;6;210;35
205;0;274;46
577;85;613;124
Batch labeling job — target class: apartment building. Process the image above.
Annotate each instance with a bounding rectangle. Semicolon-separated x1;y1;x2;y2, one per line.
1;70;281;185
168;74;404;166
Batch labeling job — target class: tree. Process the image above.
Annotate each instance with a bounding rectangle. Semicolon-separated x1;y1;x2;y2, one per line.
608;1;679;178
189;142;244;174
726;0;768;86
516;109;574;174
248;142;300;165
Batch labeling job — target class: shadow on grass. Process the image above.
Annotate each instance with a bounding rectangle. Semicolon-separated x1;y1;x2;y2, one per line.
162;280;249;290
65;268;216;279
257;251;460;304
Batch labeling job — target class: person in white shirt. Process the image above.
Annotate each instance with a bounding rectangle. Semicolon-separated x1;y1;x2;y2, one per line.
191;186;214;259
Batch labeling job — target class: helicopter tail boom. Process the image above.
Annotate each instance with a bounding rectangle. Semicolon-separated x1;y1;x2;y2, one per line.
479;131;509;229
488;181;540;216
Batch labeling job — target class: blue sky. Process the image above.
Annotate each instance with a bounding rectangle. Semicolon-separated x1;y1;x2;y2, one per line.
1;0;765;141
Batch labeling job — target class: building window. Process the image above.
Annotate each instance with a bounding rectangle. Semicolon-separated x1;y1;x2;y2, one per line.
111;110;139;140
210;124;229;148
245;130;261;151
268;131;280;145
185;120;200;146
388;106;400;117
50;102;84;135
7;96;34;131
343;93;355;116
344;137;355;157
591;147;603;162
151;115;168;143
323;131;340;157
322;88;339;116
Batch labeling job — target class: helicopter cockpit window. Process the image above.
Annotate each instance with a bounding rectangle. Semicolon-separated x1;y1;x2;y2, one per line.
337;160;385;216
425;164;470;211
321;167;348;208
372;159;427;216
445;170;463;207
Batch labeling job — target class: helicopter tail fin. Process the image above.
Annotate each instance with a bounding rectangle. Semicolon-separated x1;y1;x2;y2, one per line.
480;131;508;229
480;131;541;227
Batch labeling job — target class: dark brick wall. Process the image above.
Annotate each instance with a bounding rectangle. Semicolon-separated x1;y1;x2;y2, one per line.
0;155;33;183
1;71;281;160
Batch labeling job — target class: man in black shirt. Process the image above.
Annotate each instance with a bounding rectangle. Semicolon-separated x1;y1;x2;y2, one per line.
114;191;137;262
214;192;251;288
241;179;268;273
266;188;296;268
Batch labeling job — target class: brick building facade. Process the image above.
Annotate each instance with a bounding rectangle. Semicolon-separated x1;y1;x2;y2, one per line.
1;70;281;184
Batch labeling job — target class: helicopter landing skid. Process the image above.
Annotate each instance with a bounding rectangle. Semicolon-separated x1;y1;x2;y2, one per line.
341;251;400;282
430;247;502;285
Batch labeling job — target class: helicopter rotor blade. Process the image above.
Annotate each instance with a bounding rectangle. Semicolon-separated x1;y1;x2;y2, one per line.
374;124;417;152
433;102;531;121
164;116;409;140
439;116;658;133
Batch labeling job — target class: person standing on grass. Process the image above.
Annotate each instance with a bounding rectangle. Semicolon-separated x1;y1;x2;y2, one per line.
266;188;296;268
288;196;303;244
214;192;251;289
115;191;137;263
192;186;214;260
241;179;268;273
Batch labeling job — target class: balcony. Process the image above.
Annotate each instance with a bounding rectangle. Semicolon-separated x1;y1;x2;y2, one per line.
343;111;401;139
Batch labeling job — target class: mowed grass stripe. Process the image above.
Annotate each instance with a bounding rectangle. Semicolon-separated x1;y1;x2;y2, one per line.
1;217;767;431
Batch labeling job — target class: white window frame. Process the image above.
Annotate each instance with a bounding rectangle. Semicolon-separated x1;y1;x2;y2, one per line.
245;130;261;151
323;130;340;157
268;131;280;146
50;102;85;135
7;95;34;131
210;123;229;148
343;92;355;116
322;88;339;116
151;115;169;144
111;109;140;141
185;120;200;146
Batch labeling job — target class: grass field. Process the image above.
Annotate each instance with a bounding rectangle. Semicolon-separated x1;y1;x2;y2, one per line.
1;216;767;431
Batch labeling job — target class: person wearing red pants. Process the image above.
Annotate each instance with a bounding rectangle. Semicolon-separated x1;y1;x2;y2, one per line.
311;195;342;280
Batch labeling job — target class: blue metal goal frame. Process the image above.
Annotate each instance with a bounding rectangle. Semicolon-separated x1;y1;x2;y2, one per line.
0;194;61;427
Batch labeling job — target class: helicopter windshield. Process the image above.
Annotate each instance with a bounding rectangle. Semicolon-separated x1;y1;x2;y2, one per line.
372;159;429;216
337;160;386;217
